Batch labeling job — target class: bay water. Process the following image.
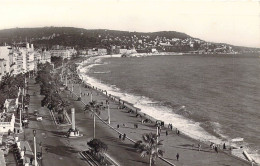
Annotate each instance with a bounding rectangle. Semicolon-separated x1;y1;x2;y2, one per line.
79;54;260;163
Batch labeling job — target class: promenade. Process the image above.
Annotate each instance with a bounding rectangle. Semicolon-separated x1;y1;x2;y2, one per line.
9;66;251;166
61;62;251;166
19;76;164;166
19;78;88;166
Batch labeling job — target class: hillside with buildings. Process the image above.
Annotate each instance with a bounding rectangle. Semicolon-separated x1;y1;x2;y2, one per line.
1;27;259;55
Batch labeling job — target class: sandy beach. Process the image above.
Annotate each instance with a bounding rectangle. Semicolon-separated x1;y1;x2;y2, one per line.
60;58;252;166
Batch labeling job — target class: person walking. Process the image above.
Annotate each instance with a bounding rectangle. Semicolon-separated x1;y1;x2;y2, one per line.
176;153;179;161
122;133;126;141
198;143;201;151
215;146;218;153
166;130;168;136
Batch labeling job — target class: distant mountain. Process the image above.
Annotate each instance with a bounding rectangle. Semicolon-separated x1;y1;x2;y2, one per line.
0;27;259;53
0;27;189;47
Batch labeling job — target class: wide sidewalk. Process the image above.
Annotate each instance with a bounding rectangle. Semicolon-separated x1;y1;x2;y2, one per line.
64;78;251;166
20;78;89;166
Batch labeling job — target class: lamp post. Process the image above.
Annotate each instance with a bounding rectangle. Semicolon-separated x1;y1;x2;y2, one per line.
20;88;24;131
156;126;159;152
65;75;68;87
33;130;38;166
108;104;110;124
79;84;82;98
93;113;96;139
39;142;42;157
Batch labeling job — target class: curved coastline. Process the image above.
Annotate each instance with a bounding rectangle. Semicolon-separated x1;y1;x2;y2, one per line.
76;55;259;165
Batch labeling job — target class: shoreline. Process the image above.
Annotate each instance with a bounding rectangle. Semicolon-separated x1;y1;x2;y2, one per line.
74;56;257;165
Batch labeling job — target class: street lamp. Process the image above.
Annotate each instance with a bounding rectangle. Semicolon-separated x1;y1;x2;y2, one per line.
65;75;68;87
108;104;110;124
33;130;38;166
93;112;96;139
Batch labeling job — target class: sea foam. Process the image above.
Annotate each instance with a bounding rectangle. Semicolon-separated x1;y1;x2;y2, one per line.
77;55;260;164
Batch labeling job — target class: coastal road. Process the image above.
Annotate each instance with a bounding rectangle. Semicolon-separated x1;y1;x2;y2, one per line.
23;79;90;166
59;87;171;166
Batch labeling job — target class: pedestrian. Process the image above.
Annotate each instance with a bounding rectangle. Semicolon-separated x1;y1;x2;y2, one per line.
198;143;201;151
123;133;126;141
166;131;168;136
30;157;33;165
117;124;119;129
223;143;226;149
119;134;122;140
176;153;179;161
215;146;218;153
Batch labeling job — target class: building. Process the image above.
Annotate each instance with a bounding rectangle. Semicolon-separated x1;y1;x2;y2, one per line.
87;49;98;55
0;46;11;73
8;43;35;75
0;59;7;81
35;50;51;65
97;48;107;55
78;50;87;55
115;48;127;54
50;48;76;59
40;50;51;64
0;112;15;134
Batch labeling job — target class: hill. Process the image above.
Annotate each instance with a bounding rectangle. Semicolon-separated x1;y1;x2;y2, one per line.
0;27;259;53
0;27;190;48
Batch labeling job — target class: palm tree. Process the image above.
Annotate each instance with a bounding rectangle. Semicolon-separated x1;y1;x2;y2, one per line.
137;133;164;166
87;138;108;163
84;100;101;138
84;101;101;115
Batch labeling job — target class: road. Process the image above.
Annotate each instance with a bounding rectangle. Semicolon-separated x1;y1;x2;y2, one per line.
24;78;155;166
23;79;89;166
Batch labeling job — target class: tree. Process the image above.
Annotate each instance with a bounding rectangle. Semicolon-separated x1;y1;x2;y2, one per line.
84;100;101;115
84;100;102;138
137;133;164;166
87;139;108;163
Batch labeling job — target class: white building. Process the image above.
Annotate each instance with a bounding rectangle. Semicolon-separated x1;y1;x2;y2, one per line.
0;46;11;73
50;48;77;59
34;50;51;65
8;43;35;75
0;113;15;134
0;59;7;81
97;48;107;55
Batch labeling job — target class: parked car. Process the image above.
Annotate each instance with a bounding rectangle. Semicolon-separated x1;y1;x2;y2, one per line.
36;116;42;121
34;110;38;116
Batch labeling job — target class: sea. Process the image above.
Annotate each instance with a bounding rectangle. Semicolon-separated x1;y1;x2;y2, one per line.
78;54;260;164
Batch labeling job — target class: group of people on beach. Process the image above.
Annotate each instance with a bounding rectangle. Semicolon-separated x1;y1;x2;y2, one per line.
118;133;126;141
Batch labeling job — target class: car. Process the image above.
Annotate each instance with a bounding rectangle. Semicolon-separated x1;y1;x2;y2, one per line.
36;116;42;121
34;110;38;116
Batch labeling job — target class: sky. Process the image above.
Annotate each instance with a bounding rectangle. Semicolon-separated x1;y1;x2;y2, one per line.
0;0;259;48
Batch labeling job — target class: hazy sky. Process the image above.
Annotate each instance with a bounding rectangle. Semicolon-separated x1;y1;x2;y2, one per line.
0;0;259;47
